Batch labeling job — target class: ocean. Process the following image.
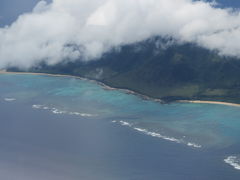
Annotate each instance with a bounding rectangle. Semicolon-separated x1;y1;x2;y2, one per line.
0;73;240;179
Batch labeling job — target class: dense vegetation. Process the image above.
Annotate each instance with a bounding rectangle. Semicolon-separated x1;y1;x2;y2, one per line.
11;37;240;103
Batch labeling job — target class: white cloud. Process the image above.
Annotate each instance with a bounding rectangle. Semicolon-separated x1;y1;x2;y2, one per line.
1;0;240;69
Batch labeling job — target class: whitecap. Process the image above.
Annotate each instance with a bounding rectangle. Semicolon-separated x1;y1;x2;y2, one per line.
79;113;95;117
32;104;95;117
224;156;240;170
187;142;202;148
133;127;201;148
119;121;132;127
32;104;43;109
51;108;66;114
4;98;16;102
69;112;95;117
134;127;182;143
116;120;202;148
69;112;81;115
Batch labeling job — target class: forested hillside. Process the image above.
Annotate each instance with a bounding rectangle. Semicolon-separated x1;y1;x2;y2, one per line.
15;37;240;103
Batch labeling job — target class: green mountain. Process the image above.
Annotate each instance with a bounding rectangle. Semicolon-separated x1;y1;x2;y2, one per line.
13;37;240;103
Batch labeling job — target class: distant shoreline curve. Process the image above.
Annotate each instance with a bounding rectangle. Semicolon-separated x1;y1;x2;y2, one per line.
177;100;240;107
1;70;240;107
0;70;163;103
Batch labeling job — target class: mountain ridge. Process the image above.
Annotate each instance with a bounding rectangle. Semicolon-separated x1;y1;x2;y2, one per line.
9;37;240;103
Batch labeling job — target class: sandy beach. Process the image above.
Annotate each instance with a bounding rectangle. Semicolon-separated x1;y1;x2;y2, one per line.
0;70;85;79
178;100;240;107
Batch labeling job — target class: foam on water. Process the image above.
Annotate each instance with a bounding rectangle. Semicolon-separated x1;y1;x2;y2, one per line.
187;143;202;148
224;156;240;170
69;112;94;117
119;120;132;127
32;104;45;109
32;104;95;117
51;108;66;114
4;73;240;174
113;121;202;148
4;98;16;102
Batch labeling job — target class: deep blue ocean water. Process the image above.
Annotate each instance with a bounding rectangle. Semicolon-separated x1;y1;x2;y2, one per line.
1;74;240;179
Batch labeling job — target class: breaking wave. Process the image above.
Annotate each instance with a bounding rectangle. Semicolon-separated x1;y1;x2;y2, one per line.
112;120;202;148
224;156;240;170
4;98;16;102
32;104;95;117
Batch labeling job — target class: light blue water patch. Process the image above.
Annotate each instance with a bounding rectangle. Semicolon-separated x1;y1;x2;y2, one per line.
1;74;240;149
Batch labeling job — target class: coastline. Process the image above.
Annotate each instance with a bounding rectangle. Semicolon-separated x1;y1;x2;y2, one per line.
0;70;163;103
178;100;240;107
1;70;240;107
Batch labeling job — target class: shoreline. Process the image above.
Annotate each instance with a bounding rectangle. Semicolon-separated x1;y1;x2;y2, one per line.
1;71;240;107
0;70;163;103
177;100;240;107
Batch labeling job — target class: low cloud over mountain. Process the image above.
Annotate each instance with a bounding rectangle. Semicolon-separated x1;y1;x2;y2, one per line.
1;0;240;68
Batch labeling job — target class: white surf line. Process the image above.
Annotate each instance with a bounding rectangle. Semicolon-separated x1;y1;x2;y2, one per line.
69;112;95;117
32;104;45;109
32;104;96;117
224;156;240;170
119;120;133;127
187;142;202;148
112;120;202;148
4;98;16;102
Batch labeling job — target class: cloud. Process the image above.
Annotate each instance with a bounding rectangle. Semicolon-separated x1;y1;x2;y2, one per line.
1;0;240;69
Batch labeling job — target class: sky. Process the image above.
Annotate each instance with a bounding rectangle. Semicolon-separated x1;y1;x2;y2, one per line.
1;0;240;69
209;0;240;8
0;0;52;27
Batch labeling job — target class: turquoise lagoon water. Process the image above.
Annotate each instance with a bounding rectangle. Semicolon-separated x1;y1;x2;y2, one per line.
1;74;240;179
